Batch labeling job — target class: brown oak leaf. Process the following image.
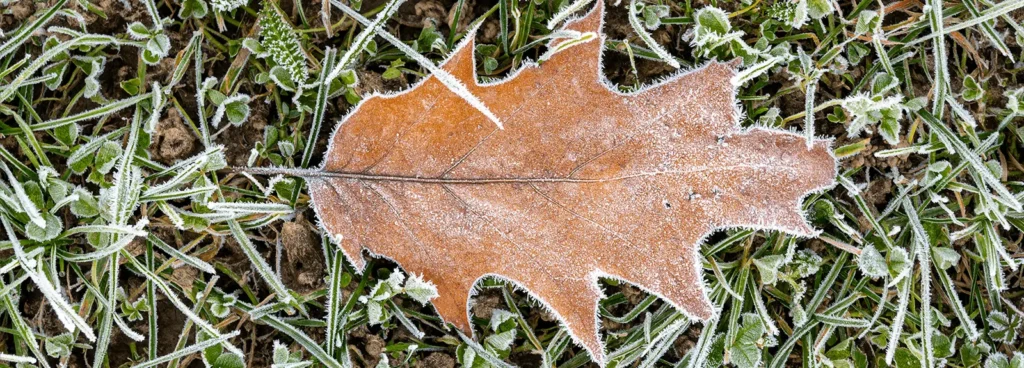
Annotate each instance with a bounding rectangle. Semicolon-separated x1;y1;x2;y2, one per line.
305;2;836;363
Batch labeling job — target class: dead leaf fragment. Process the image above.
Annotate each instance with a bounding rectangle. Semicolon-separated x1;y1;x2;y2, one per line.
306;2;836;362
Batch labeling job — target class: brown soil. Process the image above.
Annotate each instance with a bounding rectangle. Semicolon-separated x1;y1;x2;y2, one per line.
279;218;327;294
151;107;199;164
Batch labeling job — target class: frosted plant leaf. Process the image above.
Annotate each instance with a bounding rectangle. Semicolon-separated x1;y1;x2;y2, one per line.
384;270;405;292
693;7;732;42
729;314;766;368
142;33;171;64
268;66;299;92
210;0;246;12
69;188;100;217
483;311;518;352
932;247;960;270
278;141;295;157
0;161;46;228
208;291;237;318
989;311;1021;344
789;0;808;28
626;0;677;68
639;4;669;29
178;0;208;18
270;340;311;367
241;38;265;57
841;93;905;145
985;353;1024;368
45;333;74;358
806;0;834;19
752;254;785;285
963;75;983;101
1006;88;1024;115
403;274;439;305
25;212;62;242
76;56;105;98
857;245;888;279
210;94;251;128
127;22;149;39
856;11;880;36
360;272;413;325
366;299;387;325
489;310;516;332
272;341;290;364
791;249;822;278
887;247;911;281
258;3;308;84
767;0;808;29
484;328;517;352
691;7;747;58
286;2;837;363
922;161;953;188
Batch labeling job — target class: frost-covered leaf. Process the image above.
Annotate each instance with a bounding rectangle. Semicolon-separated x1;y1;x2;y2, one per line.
767;0;808;28
365;300;387;325
45;333;74;358
888;247;910;280
484;310;517;352
791;249;822;278
294;3;835;362
142;33;171;65
258;3;308;84
923;161;953;188
268;66;299;92
179;0;208;19
641;4;669;30
120;295;149;322
807;0;834;19
73;56;105;98
841;91;906;145
95;141;123;174
1007;88;1024;115
855;10;879;36
691;6;754;60
729;314;766;368
272;341;291;364
213;353;245;368
210;0;246;12
26;212;62;242
932;246;960;270
753;254;785;285
211;94;251;128
932;334;955;360
403;274;439;305
961;340;991;367
857;244;887;279
54;121;80;147
963;75;983;101
985;353;1024;368
127;22;150;39
894;348;921;368
824;338;851;362
989;311;1021;344
375;353;390;368
208;291;237;318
